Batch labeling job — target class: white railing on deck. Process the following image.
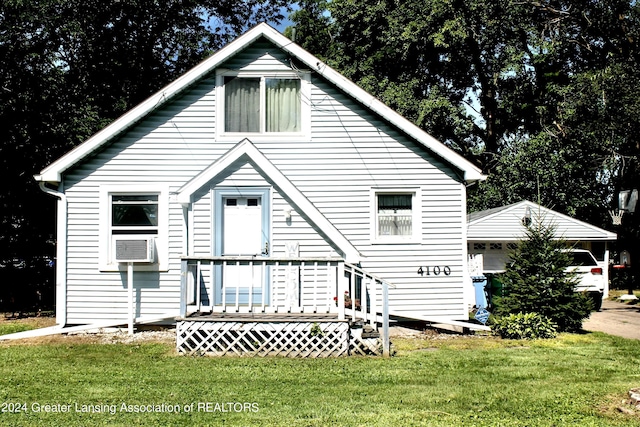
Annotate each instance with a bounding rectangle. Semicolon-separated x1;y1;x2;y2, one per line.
180;257;393;356
180;256;343;316
343;262;394;356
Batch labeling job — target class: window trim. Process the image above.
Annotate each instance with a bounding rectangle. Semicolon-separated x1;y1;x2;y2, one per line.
370;188;421;244
215;69;310;140
100;185;169;272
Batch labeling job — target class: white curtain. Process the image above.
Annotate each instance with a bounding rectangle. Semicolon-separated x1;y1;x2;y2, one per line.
225;77;260;132
266;79;300;132
378;195;412;236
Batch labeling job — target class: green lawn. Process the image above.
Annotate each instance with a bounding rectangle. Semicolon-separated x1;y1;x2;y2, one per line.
0;331;639;426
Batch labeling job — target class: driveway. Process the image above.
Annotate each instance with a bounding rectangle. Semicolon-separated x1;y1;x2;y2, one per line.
582;299;640;340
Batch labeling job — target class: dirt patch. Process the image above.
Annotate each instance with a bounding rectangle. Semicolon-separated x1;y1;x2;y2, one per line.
3;328;176;346
598;392;640;420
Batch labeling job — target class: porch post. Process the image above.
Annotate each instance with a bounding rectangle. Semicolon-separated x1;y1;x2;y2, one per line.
337;262;346;321
180;259;187;318
382;282;390;357
128;262;134;335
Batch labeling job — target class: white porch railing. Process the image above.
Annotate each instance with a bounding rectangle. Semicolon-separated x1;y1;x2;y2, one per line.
343;262;394;356
179;257;393;356
180;257;343;316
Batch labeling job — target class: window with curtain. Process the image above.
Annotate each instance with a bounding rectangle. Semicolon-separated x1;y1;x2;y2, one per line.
223;76;300;133
224;77;260;132
377;194;412;237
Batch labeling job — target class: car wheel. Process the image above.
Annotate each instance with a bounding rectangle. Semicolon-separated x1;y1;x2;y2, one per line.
591;293;603;311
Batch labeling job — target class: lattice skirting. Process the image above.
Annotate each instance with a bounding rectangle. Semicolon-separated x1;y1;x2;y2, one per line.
176;320;382;357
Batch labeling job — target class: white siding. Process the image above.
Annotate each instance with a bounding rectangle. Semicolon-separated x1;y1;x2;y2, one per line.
61;40;469;323
220;40;297;71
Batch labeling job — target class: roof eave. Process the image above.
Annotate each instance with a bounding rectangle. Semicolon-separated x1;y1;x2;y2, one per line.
270;38;486;182
36;23;486;183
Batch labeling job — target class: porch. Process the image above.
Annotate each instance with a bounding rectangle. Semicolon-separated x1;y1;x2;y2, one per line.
178;257;392;357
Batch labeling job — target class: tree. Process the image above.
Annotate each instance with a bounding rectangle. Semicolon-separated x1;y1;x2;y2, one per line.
493;218;592;333
290;1;640;258
0;0;294;311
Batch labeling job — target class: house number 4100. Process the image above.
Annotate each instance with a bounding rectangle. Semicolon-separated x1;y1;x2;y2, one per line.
417;266;451;276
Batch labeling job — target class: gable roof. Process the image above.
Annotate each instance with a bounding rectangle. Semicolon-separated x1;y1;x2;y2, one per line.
467;200;617;241
176;139;361;262
35;23;485;184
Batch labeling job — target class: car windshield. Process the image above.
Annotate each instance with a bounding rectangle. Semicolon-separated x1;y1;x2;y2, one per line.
567;251;597;266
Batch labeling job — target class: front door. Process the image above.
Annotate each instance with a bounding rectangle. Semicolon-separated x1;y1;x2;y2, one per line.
214;189;270;305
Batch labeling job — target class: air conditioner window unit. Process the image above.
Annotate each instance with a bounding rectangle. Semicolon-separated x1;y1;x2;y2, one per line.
114;237;155;263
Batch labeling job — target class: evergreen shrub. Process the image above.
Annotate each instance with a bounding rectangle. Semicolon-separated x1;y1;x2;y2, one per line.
492;216;592;333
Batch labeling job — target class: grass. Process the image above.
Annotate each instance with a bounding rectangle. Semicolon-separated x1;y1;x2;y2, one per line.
0;315;56;336
0;329;639;426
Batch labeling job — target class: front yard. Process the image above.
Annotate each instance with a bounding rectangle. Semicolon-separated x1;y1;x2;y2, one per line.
1;319;639;426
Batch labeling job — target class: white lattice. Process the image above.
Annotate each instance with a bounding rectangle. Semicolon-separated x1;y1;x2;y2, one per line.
177;321;350;357
350;335;382;356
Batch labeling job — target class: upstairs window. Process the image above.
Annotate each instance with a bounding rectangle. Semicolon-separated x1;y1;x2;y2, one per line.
223;76;301;133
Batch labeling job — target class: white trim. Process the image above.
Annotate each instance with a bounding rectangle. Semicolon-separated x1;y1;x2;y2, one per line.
370;188;421;244
99;185;169;272
35;23;484;184
176;139;361;262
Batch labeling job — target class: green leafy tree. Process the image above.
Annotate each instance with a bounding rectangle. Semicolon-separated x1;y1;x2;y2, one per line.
0;0;294;309
290;0;638;260
493;218;592;333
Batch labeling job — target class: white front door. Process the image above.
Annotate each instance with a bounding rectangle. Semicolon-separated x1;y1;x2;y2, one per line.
215;191;270;305
223;196;262;256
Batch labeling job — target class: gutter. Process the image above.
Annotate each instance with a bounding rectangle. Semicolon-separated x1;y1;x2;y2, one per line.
37;181;67;327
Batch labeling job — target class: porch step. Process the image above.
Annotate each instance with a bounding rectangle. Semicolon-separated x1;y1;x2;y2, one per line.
361;325;380;339
349;320;380;339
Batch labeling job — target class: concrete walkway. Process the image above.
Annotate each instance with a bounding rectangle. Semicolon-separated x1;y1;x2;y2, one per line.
583;299;640;340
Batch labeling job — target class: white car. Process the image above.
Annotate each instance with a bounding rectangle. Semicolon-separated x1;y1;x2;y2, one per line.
564;249;605;310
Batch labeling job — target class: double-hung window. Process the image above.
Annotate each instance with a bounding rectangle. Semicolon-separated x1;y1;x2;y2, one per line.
372;190;420;242
218;71;308;136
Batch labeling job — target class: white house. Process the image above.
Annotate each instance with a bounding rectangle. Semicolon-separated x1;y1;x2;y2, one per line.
34;24;486;348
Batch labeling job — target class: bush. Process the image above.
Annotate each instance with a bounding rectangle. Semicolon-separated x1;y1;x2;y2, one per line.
491;312;558;339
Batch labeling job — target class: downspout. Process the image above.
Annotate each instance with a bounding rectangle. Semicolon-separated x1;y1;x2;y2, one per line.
38;182;67;327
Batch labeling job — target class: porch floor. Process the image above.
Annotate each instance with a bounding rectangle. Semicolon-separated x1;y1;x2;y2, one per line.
182;312;340;322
